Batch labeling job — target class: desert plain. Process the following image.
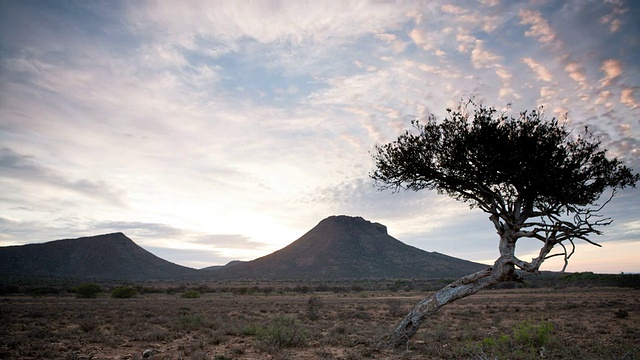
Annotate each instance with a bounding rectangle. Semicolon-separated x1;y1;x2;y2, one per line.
1;280;639;360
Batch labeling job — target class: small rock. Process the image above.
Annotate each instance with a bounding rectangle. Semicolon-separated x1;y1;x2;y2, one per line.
142;349;154;358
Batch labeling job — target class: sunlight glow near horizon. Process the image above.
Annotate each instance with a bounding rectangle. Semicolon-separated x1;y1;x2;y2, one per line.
1;0;639;273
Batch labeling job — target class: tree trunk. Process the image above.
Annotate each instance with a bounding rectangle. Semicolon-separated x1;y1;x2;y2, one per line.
383;256;516;348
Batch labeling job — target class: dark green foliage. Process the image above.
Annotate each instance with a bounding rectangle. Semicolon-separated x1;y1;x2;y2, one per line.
477;320;554;358
372;101;639;213
561;272;640;288
30;286;60;296
74;283;102;298
257;315;307;351
512;320;554;349
174;313;206;330
180;290;201;298
111;286;137;298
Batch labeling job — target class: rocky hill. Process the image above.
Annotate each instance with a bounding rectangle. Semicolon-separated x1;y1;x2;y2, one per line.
206;215;488;279
0;233;199;281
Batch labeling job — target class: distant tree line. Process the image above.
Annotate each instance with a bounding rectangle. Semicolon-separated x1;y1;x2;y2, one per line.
0;273;637;296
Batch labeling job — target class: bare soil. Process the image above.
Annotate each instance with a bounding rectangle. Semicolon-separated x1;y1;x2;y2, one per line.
1;286;638;359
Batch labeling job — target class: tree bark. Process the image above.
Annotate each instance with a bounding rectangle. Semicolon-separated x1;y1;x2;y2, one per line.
384;256;516;348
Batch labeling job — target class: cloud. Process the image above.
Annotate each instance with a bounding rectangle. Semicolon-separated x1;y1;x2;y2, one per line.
620;87;638;109
522;57;554;82
456;33;476;53
408;28;434;51
564;62;588;87
600;59;623;87
440;4;467;16
0;148;125;206
131;1;411;50
599;1;628;33
519;8;559;47
471;40;502;69
600;14;622;32
375;33;407;54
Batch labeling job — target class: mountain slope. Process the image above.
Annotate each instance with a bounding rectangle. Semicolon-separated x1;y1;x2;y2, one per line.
209;215;487;279
0;233;199;280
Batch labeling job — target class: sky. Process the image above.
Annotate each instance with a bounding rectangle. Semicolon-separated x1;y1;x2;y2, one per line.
1;0;639;273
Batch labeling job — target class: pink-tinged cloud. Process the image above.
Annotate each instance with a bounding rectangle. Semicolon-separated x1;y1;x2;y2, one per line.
596;90;613;108
456;33;476;53
564;62;587;86
471;40;501;69
440;4;466;15
408;28;433;51
522;57;553;82
621;88;638;109
519;9;557;46
600;59;623;87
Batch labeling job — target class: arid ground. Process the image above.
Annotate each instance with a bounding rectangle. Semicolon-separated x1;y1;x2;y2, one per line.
1;284;638;359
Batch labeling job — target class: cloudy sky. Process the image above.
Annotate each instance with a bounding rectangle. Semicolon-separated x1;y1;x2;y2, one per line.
1;0;639;273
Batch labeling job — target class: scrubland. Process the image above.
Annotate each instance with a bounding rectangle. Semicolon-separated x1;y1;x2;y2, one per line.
1;281;638;359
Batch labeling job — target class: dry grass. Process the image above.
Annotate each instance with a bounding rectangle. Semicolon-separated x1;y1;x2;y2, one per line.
0;285;638;359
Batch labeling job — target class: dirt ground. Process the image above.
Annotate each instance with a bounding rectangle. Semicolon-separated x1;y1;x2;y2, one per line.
1;286;638;359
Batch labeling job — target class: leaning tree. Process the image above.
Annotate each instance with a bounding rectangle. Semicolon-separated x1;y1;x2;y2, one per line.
371;100;639;348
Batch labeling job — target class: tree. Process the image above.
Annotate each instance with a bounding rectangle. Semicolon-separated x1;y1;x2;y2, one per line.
371;100;639;348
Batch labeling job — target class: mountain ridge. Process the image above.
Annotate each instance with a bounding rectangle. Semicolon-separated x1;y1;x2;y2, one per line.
0;232;199;281
207;215;487;279
0;216;488;281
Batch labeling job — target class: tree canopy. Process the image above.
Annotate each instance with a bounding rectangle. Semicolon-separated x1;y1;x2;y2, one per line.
372;102;637;216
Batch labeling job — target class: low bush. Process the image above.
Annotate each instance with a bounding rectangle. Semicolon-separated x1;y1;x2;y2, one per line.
477;319;554;358
257;315;307;352
175;314;206;330
307;296;323;321
181;290;201;299
513;319;554;349
111;286;137;298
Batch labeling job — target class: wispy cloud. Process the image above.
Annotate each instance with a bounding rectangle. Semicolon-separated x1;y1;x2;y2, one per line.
0;148;125;206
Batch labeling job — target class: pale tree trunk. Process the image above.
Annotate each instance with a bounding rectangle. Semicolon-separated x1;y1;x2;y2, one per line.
384;232;518;349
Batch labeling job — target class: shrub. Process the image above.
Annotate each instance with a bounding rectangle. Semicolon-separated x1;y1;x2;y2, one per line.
307;296;323;321
74;283;102;298
513;320;554;349
30;287;60;296
478;320;554;358
111;286;137;298
257;315;307;352
238;323;263;336
181;290;201;299
175;313;206;331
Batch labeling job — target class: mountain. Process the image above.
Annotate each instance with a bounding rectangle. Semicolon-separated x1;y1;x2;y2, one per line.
0;232;199;281
201;260;246;271
207;215;488;279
